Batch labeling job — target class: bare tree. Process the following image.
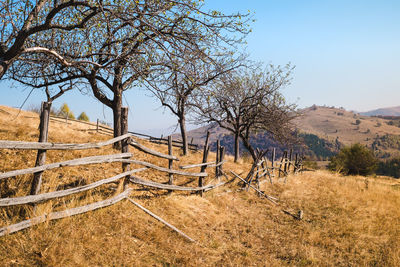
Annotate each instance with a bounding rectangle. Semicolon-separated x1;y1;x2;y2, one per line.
194;64;298;162
9;0;250;149
145;49;243;155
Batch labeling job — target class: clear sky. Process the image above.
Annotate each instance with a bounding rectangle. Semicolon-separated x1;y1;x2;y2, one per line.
0;0;399;135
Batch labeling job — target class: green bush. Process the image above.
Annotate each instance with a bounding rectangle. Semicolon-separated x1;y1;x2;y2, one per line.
328;143;377;176
58;103;75;119
377;157;400;178
77;112;90;121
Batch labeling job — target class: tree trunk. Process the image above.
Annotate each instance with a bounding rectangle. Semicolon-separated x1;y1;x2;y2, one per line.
234;132;240;162
241;136;257;162
30;101;51;195
0;62;6;80
112;93;123;150
179;115;188;155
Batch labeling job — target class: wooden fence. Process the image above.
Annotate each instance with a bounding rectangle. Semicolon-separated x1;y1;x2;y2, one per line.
0;105;304;239
0;132;227;238
230;147;304;204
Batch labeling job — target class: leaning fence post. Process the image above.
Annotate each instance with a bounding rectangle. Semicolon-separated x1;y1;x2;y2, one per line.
199;131;210;196
120;107;130;190
30;101;51;196
168;136;173;185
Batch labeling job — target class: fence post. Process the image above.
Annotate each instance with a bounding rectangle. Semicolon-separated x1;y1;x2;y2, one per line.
288;148;293;173
271;148;275;177
219;146;225;177
283;150;288;175
215;140;220;179
30;101;51;196
168;136;173;185
120;107;130;190
199;131;210;196
96;119;99;132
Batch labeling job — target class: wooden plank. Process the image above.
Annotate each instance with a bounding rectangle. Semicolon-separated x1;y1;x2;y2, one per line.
129;140;178;161
0;168;147;206
130;176;212;191
0;153;132;180
0;189;132;237
0;133;133;150
230;171;278;205
122;160;207;177
127;198;195;242
179;161;215;169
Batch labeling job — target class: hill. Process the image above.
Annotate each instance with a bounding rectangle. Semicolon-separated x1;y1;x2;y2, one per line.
181;105;400;159
360;106;400;116
1;105;400;266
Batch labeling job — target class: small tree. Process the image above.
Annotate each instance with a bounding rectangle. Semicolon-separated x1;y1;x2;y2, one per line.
58;103;75;119
328;143;378;176
194;64;297;162
77;112;89;122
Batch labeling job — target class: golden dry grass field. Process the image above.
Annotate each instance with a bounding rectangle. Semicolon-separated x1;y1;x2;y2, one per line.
1;105;400;266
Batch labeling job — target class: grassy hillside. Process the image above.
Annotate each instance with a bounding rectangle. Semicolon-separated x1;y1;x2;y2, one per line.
1;105;400;266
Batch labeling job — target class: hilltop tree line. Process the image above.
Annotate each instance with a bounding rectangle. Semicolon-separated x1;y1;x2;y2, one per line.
1;0;297;162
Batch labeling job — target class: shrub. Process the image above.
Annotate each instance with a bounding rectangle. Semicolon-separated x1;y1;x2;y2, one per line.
58;103;75;119
355;119;361;125
77;112;90;121
328;143;377;176
377;157;400;178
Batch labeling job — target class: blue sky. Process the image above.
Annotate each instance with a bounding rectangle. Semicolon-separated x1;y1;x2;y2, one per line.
0;0;399;134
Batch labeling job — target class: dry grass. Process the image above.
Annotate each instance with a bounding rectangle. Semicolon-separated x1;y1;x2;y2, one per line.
1;105;400;266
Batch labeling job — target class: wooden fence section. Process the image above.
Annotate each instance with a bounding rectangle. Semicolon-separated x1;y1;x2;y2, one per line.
0;132;225;237
236;148;304;195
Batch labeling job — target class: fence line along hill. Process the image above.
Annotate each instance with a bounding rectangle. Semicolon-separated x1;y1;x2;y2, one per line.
1;105;400;266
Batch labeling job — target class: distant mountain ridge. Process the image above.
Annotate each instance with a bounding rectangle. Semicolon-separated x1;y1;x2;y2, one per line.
360;106;400;117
